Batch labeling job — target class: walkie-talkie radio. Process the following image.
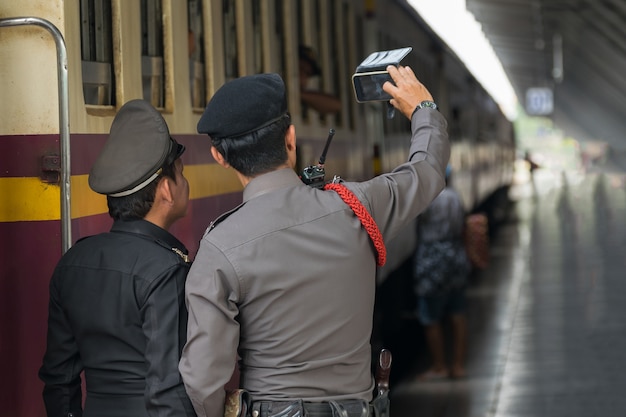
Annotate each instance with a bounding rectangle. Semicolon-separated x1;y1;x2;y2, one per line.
301;128;335;188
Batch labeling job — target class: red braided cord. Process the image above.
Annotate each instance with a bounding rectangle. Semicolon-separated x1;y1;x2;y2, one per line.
324;183;387;267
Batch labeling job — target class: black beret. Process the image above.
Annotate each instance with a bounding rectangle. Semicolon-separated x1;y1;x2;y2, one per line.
89;99;185;197
197;73;288;139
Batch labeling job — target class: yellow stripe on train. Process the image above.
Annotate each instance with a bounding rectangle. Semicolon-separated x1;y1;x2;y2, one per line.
0;177;63;221
0;164;242;222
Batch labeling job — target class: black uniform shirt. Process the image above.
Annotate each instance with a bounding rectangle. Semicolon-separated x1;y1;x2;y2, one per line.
39;219;195;417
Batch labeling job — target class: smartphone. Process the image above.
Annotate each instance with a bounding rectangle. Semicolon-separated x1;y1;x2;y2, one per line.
352;71;393;103
352;46;412;103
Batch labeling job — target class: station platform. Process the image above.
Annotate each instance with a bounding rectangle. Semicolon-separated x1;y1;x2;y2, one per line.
387;170;626;417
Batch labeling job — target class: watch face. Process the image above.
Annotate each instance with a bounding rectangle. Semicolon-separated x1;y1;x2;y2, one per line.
420;101;437;109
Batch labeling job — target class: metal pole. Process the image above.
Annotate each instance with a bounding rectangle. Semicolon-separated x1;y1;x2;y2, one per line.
0;17;72;253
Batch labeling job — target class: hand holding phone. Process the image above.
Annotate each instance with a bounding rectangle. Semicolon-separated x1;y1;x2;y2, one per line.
385;65;435;120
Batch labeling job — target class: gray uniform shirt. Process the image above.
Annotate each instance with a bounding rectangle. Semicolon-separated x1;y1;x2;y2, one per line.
180;109;450;417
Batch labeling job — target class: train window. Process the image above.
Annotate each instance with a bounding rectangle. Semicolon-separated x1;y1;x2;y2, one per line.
80;0;115;106
353;13;365;122
313;0;322;44
295;0;308;121
141;0;165;108
188;0;206;109
325;1;341;126
273;0;286;76
296;0;342;124
341;2;354;130
223;0;239;81
251;0;264;74
295;1;304;48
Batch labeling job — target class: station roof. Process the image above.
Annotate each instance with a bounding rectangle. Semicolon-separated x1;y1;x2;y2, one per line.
466;0;626;153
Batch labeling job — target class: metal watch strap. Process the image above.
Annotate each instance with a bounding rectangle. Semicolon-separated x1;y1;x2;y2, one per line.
411;100;438;118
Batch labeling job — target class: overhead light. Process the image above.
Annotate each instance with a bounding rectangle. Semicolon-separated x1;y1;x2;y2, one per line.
552;33;563;83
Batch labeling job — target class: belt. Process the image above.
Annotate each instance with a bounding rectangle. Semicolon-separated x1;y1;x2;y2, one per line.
253;399;371;417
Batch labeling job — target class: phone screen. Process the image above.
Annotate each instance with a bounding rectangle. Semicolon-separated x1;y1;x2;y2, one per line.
352;71;393;103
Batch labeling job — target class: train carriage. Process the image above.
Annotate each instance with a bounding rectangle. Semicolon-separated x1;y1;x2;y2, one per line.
0;1;514;415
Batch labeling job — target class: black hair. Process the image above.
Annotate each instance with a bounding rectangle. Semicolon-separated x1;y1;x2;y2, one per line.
107;160;178;221
299;45;321;76
212;113;291;177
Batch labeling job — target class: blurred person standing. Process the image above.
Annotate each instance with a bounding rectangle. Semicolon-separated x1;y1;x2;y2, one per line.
39;100;196;417
413;166;471;380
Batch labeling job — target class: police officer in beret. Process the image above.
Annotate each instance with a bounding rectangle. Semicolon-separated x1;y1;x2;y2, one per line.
39;99;196;417
179;65;449;417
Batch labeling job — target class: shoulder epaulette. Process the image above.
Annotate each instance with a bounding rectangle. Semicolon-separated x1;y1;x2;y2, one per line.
153;239;191;264
205;202;247;235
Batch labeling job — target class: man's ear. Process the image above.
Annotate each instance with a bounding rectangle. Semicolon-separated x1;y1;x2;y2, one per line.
157;176;174;204
210;146;230;168
285;125;296;152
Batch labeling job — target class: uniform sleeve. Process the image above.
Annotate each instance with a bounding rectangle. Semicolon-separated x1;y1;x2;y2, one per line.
350;109;450;242
179;240;241;417
407;108;450;170
141;263;196;417
39;270;84;417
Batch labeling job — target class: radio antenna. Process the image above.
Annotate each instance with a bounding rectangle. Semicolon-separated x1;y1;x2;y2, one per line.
301;128;336;188
318;128;335;166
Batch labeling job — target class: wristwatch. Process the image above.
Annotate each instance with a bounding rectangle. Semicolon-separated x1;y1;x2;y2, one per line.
416;100;438;111
411;100;438;118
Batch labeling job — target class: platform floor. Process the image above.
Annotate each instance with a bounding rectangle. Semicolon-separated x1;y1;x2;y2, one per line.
389;171;626;417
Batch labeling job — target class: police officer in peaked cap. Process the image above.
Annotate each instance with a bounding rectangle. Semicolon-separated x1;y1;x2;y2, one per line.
39;99;196;417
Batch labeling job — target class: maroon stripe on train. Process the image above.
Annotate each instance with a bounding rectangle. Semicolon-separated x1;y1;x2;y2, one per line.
0;133;213;178
0;134;62;177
